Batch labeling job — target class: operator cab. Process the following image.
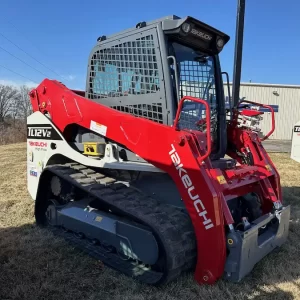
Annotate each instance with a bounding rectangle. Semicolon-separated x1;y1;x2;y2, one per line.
163;17;230;159
85;15;230;161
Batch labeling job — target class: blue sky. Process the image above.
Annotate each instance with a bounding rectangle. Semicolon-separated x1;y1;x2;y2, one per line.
0;0;299;90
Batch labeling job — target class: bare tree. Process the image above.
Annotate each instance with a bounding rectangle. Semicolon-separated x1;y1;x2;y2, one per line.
16;85;33;122
0;85;19;123
9;98;20;125
0;84;34;145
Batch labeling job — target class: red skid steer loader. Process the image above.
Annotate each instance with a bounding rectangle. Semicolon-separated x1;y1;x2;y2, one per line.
26;0;290;285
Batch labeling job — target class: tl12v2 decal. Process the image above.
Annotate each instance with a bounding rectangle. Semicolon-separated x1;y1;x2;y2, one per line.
27;124;63;140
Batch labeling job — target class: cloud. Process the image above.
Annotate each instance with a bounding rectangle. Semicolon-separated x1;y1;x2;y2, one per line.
62;74;76;81
0;79;37;89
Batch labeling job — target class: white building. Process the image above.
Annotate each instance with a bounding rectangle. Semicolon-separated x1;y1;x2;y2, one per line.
225;82;300;140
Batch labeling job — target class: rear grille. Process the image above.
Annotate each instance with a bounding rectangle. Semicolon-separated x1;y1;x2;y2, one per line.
87;35;159;99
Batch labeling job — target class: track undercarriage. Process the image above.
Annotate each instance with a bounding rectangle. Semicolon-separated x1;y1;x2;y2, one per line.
36;163;197;285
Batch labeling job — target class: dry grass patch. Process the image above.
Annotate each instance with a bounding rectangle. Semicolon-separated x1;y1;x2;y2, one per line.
0;143;300;300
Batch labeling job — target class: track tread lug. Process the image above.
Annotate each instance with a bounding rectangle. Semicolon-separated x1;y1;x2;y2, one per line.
72;164;88;170
82;168;96;175
77;178;96;185
90;173;105;180
98;177;116;185
70;173;86;179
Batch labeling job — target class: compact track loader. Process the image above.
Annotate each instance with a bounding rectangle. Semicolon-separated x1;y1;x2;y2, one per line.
27;1;290;285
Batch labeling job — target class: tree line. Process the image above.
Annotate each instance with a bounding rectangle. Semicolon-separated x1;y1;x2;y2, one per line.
0;84;33;145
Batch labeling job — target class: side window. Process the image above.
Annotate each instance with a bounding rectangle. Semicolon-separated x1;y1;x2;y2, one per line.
89;35;160;98
168;42;217;131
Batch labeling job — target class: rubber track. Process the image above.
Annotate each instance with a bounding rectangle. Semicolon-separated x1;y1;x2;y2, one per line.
43;163;197;285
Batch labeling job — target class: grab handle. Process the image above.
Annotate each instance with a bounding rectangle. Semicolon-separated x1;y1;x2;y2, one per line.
173;96;211;161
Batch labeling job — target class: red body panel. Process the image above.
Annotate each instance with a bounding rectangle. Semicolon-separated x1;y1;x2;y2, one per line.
240;109;263;117
29;79;282;284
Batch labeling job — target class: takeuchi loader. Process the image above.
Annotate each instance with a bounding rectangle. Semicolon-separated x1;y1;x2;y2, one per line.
26;1;290;286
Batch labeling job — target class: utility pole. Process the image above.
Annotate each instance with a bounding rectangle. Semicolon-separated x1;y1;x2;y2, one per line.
232;0;246;108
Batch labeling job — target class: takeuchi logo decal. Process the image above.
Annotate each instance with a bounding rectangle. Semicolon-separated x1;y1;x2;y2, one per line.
169;144;214;230
29;141;47;147
190;28;212;41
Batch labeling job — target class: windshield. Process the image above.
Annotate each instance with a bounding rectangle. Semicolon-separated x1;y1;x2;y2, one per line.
168;42;218;150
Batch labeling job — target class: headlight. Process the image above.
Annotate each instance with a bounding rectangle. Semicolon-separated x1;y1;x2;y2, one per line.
216;38;224;49
181;23;191;33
